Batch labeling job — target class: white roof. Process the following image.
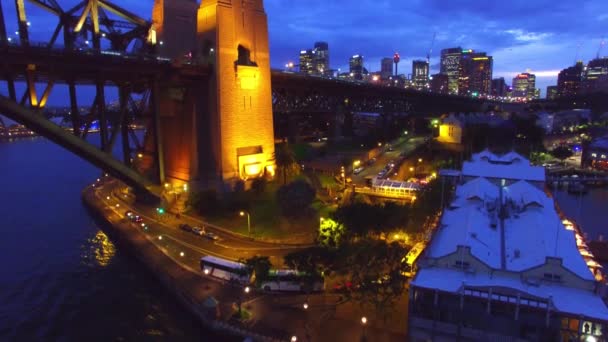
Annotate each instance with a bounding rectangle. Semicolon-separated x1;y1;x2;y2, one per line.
426;178;593;280
412;267;608;321
463;151;545;182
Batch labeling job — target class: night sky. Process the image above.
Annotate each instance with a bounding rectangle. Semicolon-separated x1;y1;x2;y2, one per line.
2;0;607;103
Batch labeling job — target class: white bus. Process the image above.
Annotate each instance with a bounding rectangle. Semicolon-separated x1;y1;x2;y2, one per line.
200;256;250;285
259;269;324;293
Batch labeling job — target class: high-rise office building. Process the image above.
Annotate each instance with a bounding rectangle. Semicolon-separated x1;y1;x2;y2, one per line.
430;73;449;95
412;60;430;90
546;85;558;100
313;41;329;75
458;52;493;96
349;55;364;80
491;78;507;97
299;49;315;75
512;73;536;99
583;57;608;94
381;57;394;79
441;47;462;95
558;62;584;97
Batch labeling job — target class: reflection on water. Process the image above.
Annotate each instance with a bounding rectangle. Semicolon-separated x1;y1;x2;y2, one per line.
0;137;236;341
82;230;116;268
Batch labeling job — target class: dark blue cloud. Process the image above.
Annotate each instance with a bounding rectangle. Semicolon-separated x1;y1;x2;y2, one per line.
2;0;606;100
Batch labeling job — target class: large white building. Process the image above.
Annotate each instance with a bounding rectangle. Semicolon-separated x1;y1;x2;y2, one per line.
461;150;546;188
409;151;607;342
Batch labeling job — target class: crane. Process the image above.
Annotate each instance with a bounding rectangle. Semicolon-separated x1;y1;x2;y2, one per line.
427;32;436;64
597;37;606;59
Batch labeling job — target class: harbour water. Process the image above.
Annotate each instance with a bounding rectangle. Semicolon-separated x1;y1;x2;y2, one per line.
0;137;235;341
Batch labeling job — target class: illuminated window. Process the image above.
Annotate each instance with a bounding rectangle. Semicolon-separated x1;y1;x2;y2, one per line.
602;155;607;159
592;153;598;158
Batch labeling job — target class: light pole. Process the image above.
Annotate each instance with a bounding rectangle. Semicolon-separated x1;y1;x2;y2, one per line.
361;316;368;341
240;211;251;236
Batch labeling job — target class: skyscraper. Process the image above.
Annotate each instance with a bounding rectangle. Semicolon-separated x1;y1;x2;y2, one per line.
583;57;608;94
313;41;329;75
412;60;430;90
546;85;558;100
299;49;315;75
349;55;364;80
430;73;449;94
557;62;584;97
512;73;536;99
381;57;393;79
440;47;463;95
491;78;507;97
458;52;493;96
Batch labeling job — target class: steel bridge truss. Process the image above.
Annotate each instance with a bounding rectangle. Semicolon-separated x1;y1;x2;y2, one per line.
0;0;166;196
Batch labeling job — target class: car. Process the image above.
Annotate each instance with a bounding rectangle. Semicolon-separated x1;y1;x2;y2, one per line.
192;226;205;236
180;224;193;232
133;215;143;223
204;231;219;241
353;167;364;175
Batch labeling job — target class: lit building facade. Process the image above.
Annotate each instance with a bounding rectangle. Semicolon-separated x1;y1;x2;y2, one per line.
441;47;462;95
583;57;608;94
299;49;315;75
381;57;394;79
412;60;430;90
558;62;584;97
547;85;558;100
349;55;364;80
458;52;493;96
437;114;463;144
491;78;507;97
313;41;330;75
431;73;449;95
512;73;536;99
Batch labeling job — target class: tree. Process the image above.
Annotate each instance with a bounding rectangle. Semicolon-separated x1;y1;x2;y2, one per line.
274;143;299;185
318;217;346;248
551;145;573;163
284;247;335;277
336;240;409;321
244;256;272;286
276;180;316;218
188;189;221;216
251;178;267;195
332;202;409;240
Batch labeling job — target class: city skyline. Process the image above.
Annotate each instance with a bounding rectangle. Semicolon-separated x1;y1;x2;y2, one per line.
1;0;606;99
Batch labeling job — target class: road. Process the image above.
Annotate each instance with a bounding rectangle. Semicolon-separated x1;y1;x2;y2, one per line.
89;179;409;341
351;136;427;185
95;178;309;268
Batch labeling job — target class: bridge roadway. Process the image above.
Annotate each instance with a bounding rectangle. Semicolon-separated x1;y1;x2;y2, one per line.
0;42;209;84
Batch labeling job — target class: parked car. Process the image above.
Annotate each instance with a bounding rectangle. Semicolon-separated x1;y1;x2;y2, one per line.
180;224;193;232
353;167;364;175
192;226;205;236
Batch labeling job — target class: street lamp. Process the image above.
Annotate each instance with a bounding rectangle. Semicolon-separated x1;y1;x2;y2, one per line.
240;211;251;236
361;316;368;341
303;302;309;310
291;336;297;342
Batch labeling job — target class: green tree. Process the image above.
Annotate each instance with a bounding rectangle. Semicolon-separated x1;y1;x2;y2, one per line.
551;145;573;163
188;189;221;216
244;256;272;286
251;178;267;195
284;247;335;277
337;240;409;321
318;217;346;248
274;143;299;185
276;180;316;218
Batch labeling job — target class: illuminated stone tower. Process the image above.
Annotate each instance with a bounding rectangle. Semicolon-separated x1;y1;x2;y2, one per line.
152;0;198;58
197;0;275;185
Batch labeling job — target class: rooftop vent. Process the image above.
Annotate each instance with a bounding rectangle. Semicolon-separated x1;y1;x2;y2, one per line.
514;249;521;258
